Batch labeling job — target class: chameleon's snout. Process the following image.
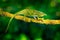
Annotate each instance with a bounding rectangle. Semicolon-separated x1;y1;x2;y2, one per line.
44;14;47;16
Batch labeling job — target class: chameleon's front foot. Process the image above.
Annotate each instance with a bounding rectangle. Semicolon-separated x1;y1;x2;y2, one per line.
33;16;44;22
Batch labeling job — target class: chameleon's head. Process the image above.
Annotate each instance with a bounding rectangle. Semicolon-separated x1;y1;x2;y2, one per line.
33;10;47;17
38;11;47;17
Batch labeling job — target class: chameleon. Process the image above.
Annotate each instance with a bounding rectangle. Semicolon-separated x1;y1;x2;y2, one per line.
16;7;47;20
5;7;47;32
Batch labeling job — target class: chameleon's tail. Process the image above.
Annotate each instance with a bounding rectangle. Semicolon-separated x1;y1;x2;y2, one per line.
5;14;16;32
5;12;24;32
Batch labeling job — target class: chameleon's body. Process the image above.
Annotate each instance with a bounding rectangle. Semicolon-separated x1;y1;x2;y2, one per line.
6;7;47;32
16;8;47;20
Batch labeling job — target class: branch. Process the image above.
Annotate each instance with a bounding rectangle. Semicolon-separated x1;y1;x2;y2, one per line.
0;11;60;24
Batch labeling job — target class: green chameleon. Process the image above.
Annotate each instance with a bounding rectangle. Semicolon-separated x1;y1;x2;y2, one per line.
16;7;47;19
6;7;47;32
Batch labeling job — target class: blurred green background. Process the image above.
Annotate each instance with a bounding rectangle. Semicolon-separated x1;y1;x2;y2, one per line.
0;0;60;40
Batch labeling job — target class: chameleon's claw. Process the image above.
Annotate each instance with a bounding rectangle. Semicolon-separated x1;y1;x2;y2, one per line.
33;15;38;20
